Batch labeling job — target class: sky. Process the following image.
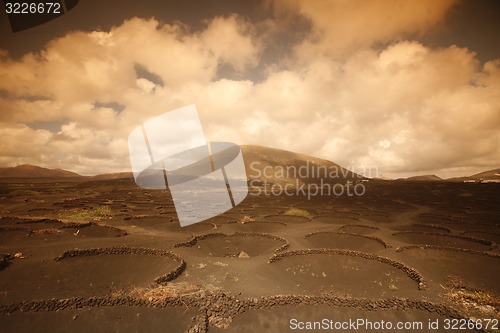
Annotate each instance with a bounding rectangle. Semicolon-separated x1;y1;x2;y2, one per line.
0;0;499;178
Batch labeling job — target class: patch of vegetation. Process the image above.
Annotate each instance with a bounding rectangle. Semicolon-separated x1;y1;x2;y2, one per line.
60;205;113;220
92;205;113;216
284;208;312;219
10;189;39;196
49;187;67;193
31;228;61;235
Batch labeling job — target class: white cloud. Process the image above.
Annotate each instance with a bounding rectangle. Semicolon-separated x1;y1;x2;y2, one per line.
136;78;156;94
201;15;261;72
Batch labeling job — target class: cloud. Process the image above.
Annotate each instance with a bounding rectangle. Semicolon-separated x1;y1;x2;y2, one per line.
0;15;261;175
202;40;500;177
275;0;457;58
201;15;261;72
0;2;499;179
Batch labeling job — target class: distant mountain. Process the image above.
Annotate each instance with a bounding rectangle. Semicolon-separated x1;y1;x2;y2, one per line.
406;175;442;181
448;168;500;182
0;146;362;185
0;164;82;178
240;145;363;184
2;157;497;186
0;164;132;182
468;168;500;180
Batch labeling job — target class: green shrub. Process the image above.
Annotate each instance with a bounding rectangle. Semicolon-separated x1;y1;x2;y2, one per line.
10;189;39;196
61;205;113;220
284;208;311;219
92;205;112;217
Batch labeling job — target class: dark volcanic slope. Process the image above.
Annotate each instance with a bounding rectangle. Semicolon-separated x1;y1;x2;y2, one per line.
0;164;82;178
0;171;499;332
0;147;499;332
241;145;363;184
1;145;361;184
468;168;500;180
406;175;442;181
448;168;500;182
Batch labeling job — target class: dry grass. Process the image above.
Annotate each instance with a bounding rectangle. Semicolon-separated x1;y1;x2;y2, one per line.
31;228;61;235
388;284;399;291
445;275;500;321
446;290;499;317
128;282;203;304
239;215;253;224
